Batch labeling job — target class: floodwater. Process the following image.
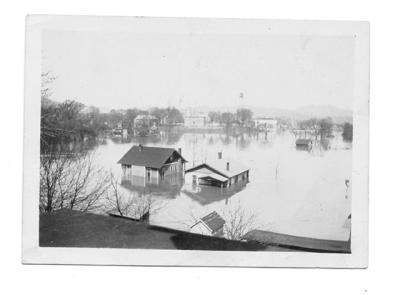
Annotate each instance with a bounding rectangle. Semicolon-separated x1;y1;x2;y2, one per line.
91;128;352;241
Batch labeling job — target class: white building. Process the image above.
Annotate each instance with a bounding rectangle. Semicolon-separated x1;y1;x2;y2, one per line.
184;115;207;128
185;152;250;188
253;118;278;131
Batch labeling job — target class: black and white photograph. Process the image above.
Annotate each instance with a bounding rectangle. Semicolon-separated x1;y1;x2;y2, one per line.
22;15;369;267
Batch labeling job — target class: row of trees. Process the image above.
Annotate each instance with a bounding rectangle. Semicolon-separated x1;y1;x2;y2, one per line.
41;71;186;148
208;108;253;127
41;99;108;149
40;151;160;220
298;118;334;140
107;106;184;131
41;98;185;147
342;122;353;142
298;118;353;142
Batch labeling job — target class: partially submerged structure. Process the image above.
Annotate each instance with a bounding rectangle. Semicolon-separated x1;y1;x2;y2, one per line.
184;115;207;128
190;211;226;237
253;117;278;131
295;138;313;148
185;152;250;188
133;114;159;136
118;144;187;182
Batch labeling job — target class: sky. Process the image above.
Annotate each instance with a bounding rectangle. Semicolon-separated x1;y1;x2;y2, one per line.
42;30;355;111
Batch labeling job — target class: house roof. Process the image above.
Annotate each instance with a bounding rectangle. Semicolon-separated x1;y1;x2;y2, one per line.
118;145;187;169
200;211;225;232
186;158;249;179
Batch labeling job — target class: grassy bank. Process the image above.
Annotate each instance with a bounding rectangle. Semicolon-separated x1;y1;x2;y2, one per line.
40;209;271;251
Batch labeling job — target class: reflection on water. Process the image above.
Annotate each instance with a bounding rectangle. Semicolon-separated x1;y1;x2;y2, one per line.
121;174;184;199
54;128;352;241
182;181;248;206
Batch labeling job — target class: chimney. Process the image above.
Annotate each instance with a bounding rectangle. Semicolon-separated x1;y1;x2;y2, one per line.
178;147;182;155
226;162;230;171
138;144;143;151
218;152;222;159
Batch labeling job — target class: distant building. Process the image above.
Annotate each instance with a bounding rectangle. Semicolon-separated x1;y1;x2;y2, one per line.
134;114;158;126
112;121;126;136
253;118;278;131
133;114;159;135
295;138;313;148
190;211;226;237
184;115;207;128
185;152;249;188
118;145;187;181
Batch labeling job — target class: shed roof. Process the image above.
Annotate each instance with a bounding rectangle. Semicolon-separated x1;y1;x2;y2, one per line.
200;211;225;232
118;145;187;169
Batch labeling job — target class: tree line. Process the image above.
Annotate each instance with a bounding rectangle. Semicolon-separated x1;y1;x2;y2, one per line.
41;98;185;148
208;108;253;127
298;117;353;142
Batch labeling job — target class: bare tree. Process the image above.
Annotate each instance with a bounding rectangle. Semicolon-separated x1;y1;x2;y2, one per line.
40;152;70;212
105;173;137;217
40;151;110;213
222;201;257;240
41;71;56;101
106;173;162;221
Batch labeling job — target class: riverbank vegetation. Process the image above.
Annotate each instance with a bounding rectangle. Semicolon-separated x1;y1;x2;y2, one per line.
342;122;353;142
39;151;110;213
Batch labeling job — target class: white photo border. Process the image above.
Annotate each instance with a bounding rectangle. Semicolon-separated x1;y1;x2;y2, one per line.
22;15;369;268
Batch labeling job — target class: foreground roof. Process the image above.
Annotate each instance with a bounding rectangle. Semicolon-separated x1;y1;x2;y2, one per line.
200;211;226;232
118;145;186;169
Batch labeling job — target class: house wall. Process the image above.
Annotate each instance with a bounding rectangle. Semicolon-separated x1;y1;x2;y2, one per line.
184;116;207;128
161;158;184;177
122;165;161;181
122;164;145;178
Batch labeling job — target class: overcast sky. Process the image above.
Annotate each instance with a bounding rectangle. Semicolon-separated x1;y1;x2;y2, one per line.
42;30;355;110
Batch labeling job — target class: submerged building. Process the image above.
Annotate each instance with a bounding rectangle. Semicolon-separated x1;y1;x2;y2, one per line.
295;138;313;148
183;115;208;128
185;152;250;188
118;144;187;182
253;117;278;131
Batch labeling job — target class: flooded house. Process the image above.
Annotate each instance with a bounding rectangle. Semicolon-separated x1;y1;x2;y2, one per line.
253;117;278;131
118;144;187;183
185;152;250;188
190;211;226;237
184;115;207;128
112;122;127;137
295;138;313;149
133;114;159;136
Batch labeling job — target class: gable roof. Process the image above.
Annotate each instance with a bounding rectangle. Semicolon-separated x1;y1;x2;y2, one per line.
200;211;225;232
186;158;249;179
118;145;187;169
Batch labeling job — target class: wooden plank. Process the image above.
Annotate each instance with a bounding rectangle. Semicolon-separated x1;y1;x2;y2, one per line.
244;230;351;253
